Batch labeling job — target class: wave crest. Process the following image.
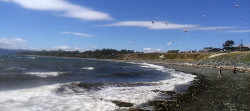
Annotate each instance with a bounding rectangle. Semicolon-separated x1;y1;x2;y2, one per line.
23;72;63;78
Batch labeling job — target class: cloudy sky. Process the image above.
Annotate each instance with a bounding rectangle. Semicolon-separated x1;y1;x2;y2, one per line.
0;0;249;52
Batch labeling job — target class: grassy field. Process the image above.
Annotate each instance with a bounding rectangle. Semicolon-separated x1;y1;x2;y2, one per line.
196;51;250;68
122;51;250;62
122;52;211;61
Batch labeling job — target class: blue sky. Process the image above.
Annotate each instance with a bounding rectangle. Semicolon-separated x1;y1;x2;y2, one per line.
0;0;249;52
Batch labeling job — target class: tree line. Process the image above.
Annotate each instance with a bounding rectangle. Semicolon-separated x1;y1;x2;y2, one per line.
19;49;138;59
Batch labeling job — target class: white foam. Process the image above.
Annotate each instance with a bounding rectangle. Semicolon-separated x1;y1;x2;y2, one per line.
81;67;95;70
139;62;166;71
126;62;136;64
0;84;118;111
95;83;174;105
23;72;63;78
25;56;36;59
5;67;26;71
136;62;196;85
94;62;196;105
0;62;196;111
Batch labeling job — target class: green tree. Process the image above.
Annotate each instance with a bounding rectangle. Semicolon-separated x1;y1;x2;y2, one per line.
223;40;234;50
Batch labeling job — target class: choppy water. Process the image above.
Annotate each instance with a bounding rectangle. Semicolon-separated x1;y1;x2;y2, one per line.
0;55;196;111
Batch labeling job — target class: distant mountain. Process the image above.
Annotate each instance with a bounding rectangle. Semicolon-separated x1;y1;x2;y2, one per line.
0;48;31;55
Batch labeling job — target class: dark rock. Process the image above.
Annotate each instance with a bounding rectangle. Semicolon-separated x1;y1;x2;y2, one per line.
128;108;145;111
111;100;133;107
151;90;177;96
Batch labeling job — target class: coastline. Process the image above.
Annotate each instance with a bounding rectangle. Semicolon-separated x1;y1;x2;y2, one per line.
130;63;250;110
94;58;249;110
20;55;250;110
23;53;250;72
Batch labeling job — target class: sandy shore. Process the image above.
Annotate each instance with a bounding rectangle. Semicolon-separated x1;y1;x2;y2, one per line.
130;63;250;110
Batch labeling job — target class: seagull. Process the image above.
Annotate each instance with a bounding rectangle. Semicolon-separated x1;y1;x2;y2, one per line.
152;21;155;25
235;4;239;7
167;41;172;46
202;14;207;17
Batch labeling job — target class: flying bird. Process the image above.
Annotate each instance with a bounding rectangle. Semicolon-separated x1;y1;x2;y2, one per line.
165;22;168;25
235;4;239;7
167;41;172;46
152;21;155;25
184;30;188;32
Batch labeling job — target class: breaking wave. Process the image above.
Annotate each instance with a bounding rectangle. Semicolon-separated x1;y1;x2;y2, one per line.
23;72;63;78
81;67;95;70
0;56;197;111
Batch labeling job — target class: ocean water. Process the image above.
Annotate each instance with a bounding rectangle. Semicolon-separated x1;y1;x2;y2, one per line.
0;55;196;111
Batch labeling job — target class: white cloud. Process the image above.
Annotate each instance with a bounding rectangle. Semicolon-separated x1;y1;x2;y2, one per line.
74;47;82;51
224;30;250;33
86;46;98;50
99;21;197;30
0;38;27;49
99;21;235;31
53;46;71;50
143;48;152;51
60;32;95;37
1;0;112;21
143;48;162;52
197;27;235;30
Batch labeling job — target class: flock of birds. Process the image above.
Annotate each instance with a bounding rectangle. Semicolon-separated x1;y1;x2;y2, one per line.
150;3;243;33
133;1;246;49
6;0;246;50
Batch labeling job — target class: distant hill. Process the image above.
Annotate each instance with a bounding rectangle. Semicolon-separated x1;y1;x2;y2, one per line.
0;48;31;55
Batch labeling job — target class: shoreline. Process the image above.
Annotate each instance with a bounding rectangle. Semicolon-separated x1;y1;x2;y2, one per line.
93;58;249;110
130;63;250;110
23;54;250;72
112;59;250;73
18;55;250;110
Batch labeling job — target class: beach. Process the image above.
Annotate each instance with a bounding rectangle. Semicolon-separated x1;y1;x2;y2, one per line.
1;55;249;110
130;63;250;110
1;0;250;110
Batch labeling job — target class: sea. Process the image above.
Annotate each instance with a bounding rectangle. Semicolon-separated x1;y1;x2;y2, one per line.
0;55;196;111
